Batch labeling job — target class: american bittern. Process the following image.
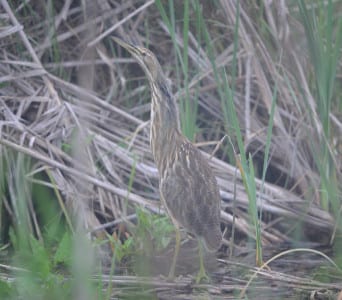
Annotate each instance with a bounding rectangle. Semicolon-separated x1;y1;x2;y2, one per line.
113;37;222;282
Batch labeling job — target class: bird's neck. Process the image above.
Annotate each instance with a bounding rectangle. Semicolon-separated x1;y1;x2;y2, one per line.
150;78;181;173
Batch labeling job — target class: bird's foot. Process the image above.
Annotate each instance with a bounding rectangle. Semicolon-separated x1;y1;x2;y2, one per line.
195;267;210;284
159;273;175;282
167;264;176;281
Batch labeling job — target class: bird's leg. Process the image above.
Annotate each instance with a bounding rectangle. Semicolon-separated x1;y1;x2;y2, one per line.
168;222;180;279
195;240;210;283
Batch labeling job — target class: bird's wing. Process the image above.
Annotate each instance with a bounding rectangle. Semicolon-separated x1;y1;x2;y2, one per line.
160;141;221;251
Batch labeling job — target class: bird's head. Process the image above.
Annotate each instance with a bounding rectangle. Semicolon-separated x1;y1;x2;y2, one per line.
113;37;162;82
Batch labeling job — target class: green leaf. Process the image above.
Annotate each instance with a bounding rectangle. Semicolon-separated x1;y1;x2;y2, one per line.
53;232;72;266
0;280;12;298
29;236;51;279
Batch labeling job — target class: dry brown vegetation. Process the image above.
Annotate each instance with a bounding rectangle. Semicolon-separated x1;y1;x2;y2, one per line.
1;0;341;299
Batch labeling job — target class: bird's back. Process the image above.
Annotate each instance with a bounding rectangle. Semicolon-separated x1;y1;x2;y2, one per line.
159;135;222;252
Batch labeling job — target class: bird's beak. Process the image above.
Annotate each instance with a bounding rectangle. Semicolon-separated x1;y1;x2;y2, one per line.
112;36;140;57
112;36;155;81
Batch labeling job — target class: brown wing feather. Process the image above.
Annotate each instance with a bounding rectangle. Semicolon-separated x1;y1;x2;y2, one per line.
160;140;221;251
